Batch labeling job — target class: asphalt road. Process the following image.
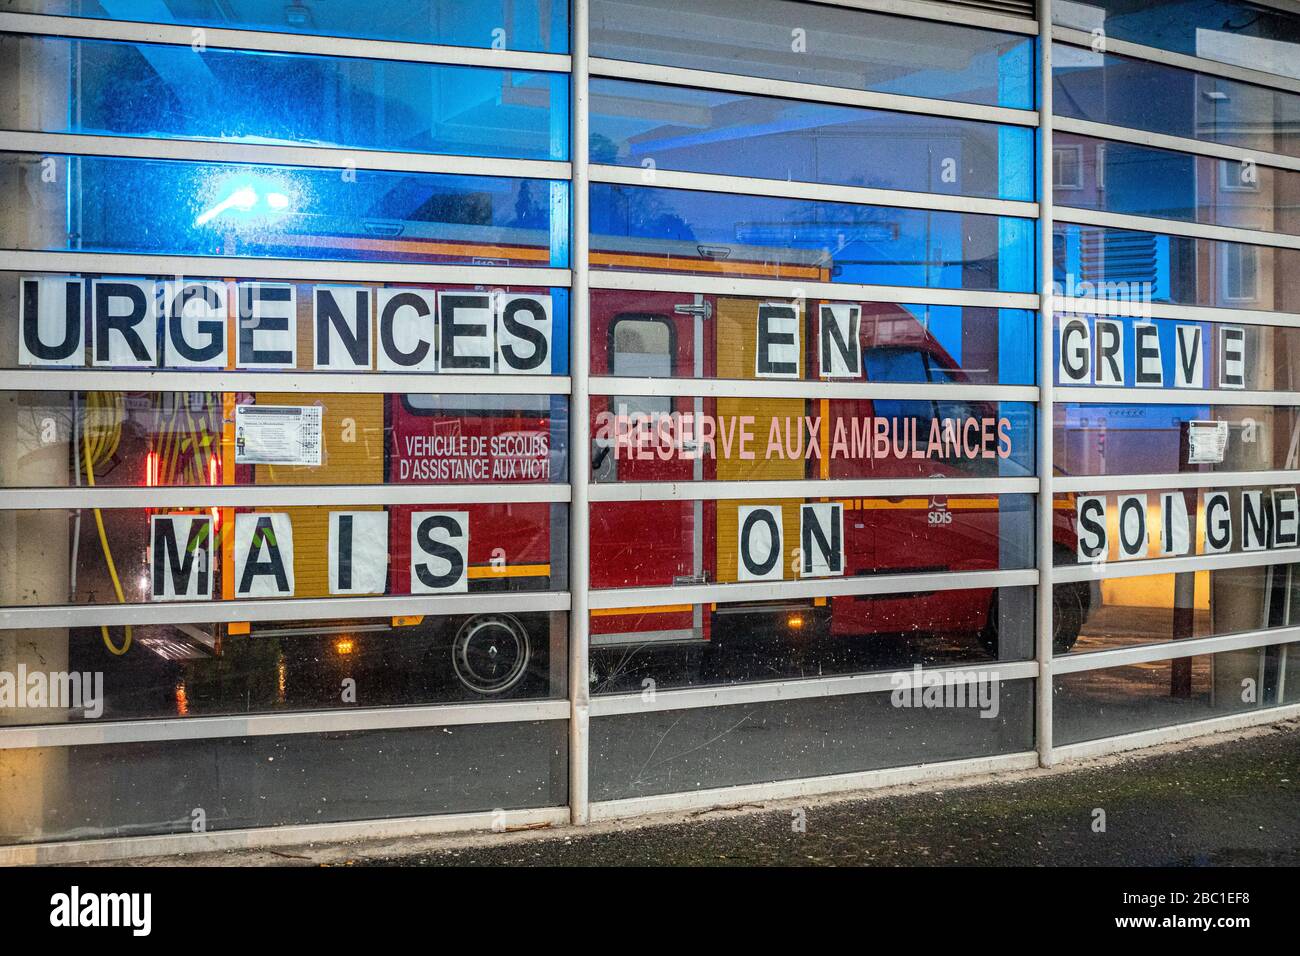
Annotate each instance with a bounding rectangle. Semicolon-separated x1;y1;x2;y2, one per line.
362;721;1299;866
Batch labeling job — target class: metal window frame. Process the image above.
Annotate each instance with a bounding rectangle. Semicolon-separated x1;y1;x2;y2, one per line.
589;477;1037;502
589;567;1037;610
1057;470;1300;493
1054;206;1300;253
0;483;571;510
1035;0;1057;768
1055;547;1300;585
589;166;1038;220
1056;297;1300;326
816;0;1040;35
589;270;1039;310
588;750;1041;821
1055;622;1300;674
590;660;1039;716
0;130;571;181
2;370;573;394
7;0;1300;857
1;250;572;288
0;806;573;867
1055;386;1300;405
1053;116;1300;174
588;377;1038;401
0;591;570;630
1052;703;1300;764
0;11;572;71
0;698;570;751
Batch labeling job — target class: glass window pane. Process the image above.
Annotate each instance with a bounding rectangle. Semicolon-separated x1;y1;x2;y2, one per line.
591;680;1034;801
591;0;1034;109
0;271;570;375
1054;643;1298;744
593;184;1035;292
0;611;568;722
1056;406;1300;477
1071;564;1300;656
592;400;1035;481
592;290;1036;385
591;493;1033;590
0;722;568;845
0;501;568;607
592;585;1037;695
1053;314;1300;394
1054;222;1300;311
1054;483;1300;571
1053;44;1300;159
0;391;567;488
0;34;568;161
590;78;1033;200
1053;133;1300;239
1055;0;1300;83
0;153;568;267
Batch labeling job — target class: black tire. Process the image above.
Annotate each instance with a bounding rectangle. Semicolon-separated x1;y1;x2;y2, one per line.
449;613;533;696
978;573;1090;656
1051;580;1088;653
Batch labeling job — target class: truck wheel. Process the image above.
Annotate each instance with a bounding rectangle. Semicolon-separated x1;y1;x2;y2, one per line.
450;614;531;696
977;582;1090;655
1052;581;1088;653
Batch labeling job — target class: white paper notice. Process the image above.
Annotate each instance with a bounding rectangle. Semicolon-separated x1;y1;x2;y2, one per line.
1187;420;1229;464
235;405;322;466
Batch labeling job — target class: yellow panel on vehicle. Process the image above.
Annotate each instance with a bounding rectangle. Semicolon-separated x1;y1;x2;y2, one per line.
714;298;805;482
713;298;805;583
253;392;385;486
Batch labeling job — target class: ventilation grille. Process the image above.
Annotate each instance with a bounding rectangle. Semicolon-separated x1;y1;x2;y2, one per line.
928;0;1037;20
1079;230;1158;288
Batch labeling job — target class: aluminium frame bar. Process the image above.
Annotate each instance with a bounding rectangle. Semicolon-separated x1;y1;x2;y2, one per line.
1;370;572;395
589;750;1042;822
1055;546;1300;584
816;0;1039;35
1053;116;1300;173
0;483;571;510
590;660;1039;716
588;376;1038;402
1055;622;1300;675
568;0;593;828
589;270;1039;310
1054;297;1300;327
0;698;570;751
0;806;572;867
1036;0;1057;768
1;250;572;288
590;164;1038;219
0;590;570;631
1051;702;1300;764
589;477;1038;502
1053;205;1300;252
590;567;1037;610
1055;387;1300;405
0;11;571;72
1056;470;1300;493
0;130;570;181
